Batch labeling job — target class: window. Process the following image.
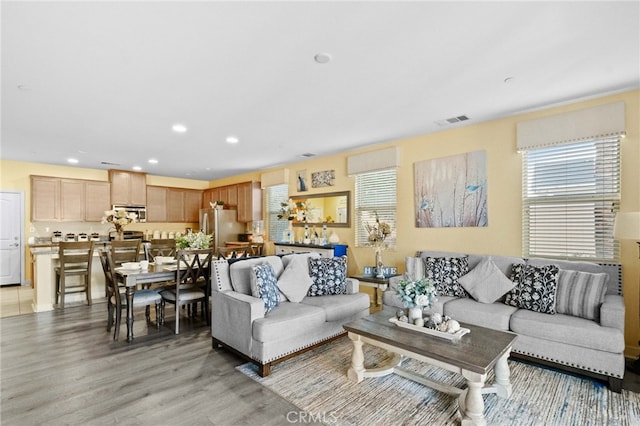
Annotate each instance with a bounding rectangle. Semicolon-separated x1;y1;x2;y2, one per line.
522;137;621;261
355;169;397;247
266;184;288;242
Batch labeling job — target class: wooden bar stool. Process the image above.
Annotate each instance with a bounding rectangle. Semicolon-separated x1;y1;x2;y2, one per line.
55;241;94;308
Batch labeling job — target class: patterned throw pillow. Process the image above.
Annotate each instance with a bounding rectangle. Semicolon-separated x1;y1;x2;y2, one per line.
308;256;347;296
555;270;608;321
423;256;469;298
505;263;559;314
250;263;280;314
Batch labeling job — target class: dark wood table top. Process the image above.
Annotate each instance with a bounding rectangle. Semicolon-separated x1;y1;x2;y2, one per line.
349;274;401;284
344;307;517;375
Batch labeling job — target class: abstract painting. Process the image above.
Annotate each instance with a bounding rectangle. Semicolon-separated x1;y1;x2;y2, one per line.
311;170;335;188
414;150;487;228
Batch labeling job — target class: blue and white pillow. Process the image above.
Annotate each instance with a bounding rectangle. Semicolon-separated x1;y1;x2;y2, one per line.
424;256;469;298
308;256;347;296
505;263;559;314
250;263;280;314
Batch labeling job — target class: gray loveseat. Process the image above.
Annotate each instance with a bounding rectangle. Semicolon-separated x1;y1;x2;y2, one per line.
383;250;625;392
211;253;370;376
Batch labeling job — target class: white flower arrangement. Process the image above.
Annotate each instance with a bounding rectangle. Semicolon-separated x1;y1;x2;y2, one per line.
102;209;137;233
277;198;307;221
396;277;437;309
175;231;212;250
364;212;392;248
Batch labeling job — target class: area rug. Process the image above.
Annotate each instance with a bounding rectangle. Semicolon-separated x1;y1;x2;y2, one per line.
237;337;640;426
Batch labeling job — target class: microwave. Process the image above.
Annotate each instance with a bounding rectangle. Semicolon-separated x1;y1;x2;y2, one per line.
112;205;147;223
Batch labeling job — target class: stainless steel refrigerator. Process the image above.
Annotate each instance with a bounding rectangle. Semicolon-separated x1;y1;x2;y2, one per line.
199;208;245;253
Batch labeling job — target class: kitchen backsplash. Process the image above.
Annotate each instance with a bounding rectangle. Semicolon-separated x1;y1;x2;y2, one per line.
29;221;200;241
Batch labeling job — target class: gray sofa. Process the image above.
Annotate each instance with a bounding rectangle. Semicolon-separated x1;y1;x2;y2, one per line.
211;253;370;376
383;250;625;392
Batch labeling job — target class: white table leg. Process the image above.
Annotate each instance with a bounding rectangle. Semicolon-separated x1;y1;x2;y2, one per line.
347;333;365;383
459;370;487;426
493;350;512;398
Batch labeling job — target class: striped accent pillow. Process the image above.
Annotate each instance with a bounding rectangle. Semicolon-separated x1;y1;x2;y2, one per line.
555;270;608;321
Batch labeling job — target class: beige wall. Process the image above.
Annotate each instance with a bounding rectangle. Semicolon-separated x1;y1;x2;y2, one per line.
210;90;640;358
2;90;638;357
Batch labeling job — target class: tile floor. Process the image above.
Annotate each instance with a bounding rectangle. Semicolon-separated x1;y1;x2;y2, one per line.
0;284;35;318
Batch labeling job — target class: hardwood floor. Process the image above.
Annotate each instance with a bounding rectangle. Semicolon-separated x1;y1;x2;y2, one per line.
0;303;310;425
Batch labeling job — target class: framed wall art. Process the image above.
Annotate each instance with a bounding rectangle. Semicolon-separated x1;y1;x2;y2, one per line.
414;150;487;228
311;170;335;188
296;170;308;192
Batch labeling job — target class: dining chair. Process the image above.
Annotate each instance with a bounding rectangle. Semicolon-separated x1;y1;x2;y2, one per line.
110;239;142;266
217;246;250;259
145;239;177;262
160;248;213;334
249;243;264;256
98;250;164;341
55;241;94;308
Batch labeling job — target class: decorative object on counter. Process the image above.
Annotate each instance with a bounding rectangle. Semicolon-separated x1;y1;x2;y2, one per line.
65;233;76;242
90;233;101;242
175;231;212;249
328;231;340;244
303;224;310;244
77;233;89;242
102;208;137;240
396;276;436;312
210;200;224;210
52;231;62;243
364;212;392;278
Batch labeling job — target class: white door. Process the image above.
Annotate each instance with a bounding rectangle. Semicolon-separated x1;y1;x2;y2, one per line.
0;192;23;285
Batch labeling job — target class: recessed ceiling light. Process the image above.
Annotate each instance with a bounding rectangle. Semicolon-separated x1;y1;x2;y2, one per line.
17;84;32;91
67;158;79;164
226;136;239;144
148;159;158;164
172;124;187;133
132;166;142;171
314;53;332;64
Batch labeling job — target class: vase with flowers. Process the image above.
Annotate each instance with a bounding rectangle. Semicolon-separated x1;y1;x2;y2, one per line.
175;231;212;250
102;209;137;240
278;198;307;243
364;212;392;278
396;277;437;322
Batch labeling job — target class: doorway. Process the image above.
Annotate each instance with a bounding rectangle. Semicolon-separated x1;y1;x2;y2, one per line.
0;191;25;286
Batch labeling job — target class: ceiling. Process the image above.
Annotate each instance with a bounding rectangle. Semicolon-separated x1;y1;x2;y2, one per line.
2;1;639;181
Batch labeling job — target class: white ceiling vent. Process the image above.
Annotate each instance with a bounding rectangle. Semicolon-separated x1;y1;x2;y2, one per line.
300;152;316;158
435;115;470;127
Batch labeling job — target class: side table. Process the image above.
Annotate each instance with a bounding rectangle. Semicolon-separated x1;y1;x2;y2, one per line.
350;274;400;309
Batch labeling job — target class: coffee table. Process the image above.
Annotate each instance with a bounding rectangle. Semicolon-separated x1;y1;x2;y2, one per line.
343;308;517;426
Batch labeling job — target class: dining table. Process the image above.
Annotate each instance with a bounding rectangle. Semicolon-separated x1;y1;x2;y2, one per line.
114;263;178;342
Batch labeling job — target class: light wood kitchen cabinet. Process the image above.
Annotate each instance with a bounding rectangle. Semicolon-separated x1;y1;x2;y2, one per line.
202;188;219;208
31;176;60;221
109;170;147;206
166;189;185;222
203;184;238;208
184;190;202;222
60;179;85;221
146;186;167;222
84;181;111;221
237;181;262;222
31;176;111;222
149;186;202;223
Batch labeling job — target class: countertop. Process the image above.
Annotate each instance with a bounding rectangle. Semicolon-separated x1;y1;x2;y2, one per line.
274;242;347;248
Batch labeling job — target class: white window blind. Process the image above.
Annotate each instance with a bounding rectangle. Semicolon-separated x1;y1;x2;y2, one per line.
266;184;288;242
522;137;621;261
355;169;397;247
